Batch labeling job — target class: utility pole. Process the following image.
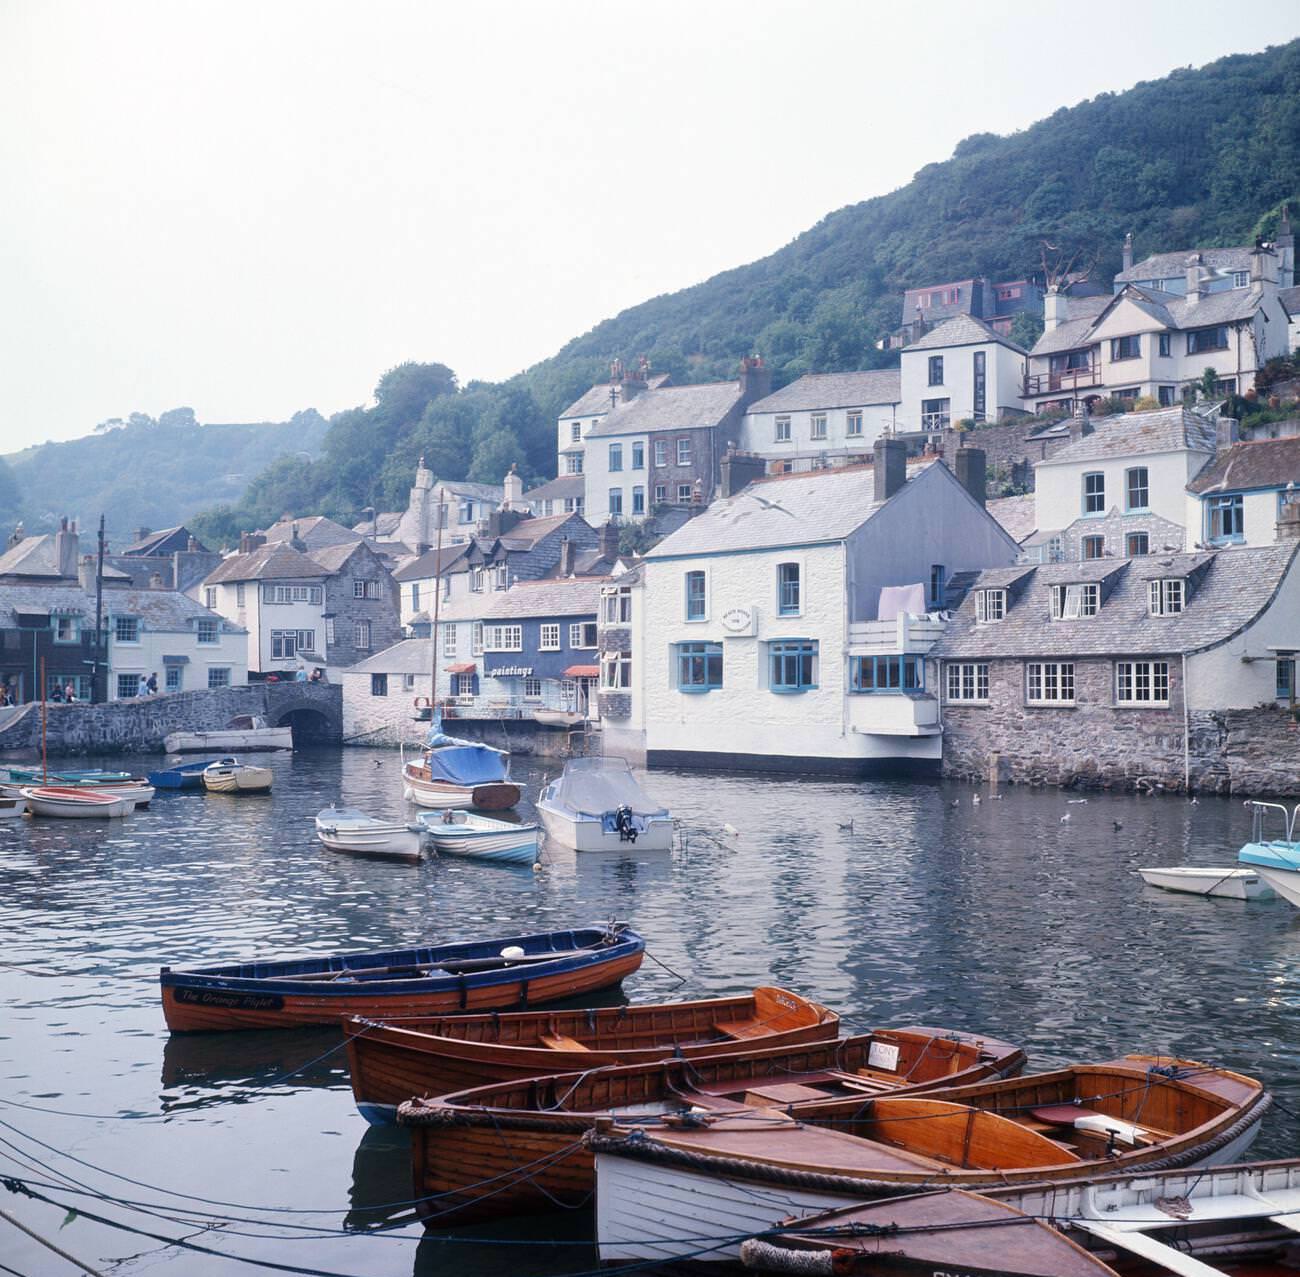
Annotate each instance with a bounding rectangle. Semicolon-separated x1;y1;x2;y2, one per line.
92;514;106;704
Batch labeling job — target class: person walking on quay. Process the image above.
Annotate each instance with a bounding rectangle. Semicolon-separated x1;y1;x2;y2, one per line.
64;681;76;704
49;684;63;703
0;684;9;708
146;672;158;695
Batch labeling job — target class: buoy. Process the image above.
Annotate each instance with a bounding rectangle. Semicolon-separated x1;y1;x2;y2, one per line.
500;945;525;960
532;863;542;872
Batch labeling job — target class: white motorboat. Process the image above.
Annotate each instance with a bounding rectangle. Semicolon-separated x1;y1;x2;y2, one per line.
202;760;273;794
536;757;673;852
416;809;541;865
315;806;422;861
0;795;26;818
164;715;293;754
531;708;584;728
20;786;133;818
1137;866;1274;900
1238;800;1300;907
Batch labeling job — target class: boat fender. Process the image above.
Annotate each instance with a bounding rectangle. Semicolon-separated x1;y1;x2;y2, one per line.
1074;1113;1148;1146
500;946;526;960
414;696;432;709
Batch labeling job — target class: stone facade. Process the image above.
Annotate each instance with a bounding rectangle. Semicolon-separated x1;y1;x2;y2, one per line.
939;656;1300;795
1055;509;1187;561
325;544;402;667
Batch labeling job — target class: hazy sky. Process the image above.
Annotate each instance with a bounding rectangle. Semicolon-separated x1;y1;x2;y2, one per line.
2;1;1297;450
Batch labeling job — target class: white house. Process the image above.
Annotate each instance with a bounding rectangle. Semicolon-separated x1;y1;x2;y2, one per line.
355;462;505;554
898;314;1028;432
638;441;1020;774
738;370;901;470
1027;406;1219;562
341;639;433;746
1186;436;1300;548
554;359;672;479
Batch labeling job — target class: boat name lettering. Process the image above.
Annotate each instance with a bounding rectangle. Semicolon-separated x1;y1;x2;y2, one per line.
868;1040;900;1071
173;988;286;1011
486;665;534;677
773;992;797;1010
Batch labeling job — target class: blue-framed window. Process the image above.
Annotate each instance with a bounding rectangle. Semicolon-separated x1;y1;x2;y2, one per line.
676;641;722;691
609;443;623;472
684;570;706;621
1278;658;1295;701
849;655;923;693
769;639;817;693
52;615;79;644
777;563;800;616
929;564;946;609
1206;493;1243;543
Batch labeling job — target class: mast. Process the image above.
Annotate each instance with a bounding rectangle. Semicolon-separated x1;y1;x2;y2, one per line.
39;657;47;782
429;492;446;718
92;514;106;704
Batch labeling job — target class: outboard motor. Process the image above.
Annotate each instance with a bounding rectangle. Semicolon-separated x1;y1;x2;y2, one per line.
614;803;637;843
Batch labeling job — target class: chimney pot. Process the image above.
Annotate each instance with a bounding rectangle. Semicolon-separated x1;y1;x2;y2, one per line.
558;537;575;577
720;448;768;497
1122;232;1134;273
873;438;908;503
598;520;620;563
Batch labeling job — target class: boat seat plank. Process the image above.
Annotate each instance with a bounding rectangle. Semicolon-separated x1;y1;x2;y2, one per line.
538;1033;590;1052
1089;1193;1278;1230
1072;1222;1230;1276
742;1083;834;1105
713;1018;769;1041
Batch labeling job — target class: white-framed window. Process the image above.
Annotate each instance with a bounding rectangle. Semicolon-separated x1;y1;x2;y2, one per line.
409;583;421;611
677;483;693;503
54;615;78;643
354;620;371;650
1082;534;1105;560
653;484;666;503
1125;467;1149;511
1050;583;1099;619
846;411;863;437
775;416;791;442
485;624;523;652
1116;660;1170;706
371;673;388;697
470;566;485;593
569;621;597;648
116;673;141;699
570;421;582;442
810;413;827;440
325;618;336;646
196;618;219;645
353;579;382;599
676;438;691;465
1082;472;1105;515
631;441;645;470
204;587;217;609
115;616;140;643
974;589;1006;623
1148;579;1185;616
653;440;667;467
777;562;800;616
266;584;322;605
632;485;645;515
443;624;457;657
602;587;632;625
540;623;561;650
207;667;231;689
272;629;314;659
494;564;508;590
403;672;416;692
1026;661;1075;705
945;663;989;702
565;453;583;475
523;676;542;699
1231;270;1249;288
471;621;484;656
601;651;632;689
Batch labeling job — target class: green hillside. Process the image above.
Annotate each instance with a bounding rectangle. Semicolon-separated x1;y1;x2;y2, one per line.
195;38;1299;536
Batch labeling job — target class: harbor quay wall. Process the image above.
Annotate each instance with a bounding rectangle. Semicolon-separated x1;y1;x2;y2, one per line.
940;658;1300;795
0;683;341;756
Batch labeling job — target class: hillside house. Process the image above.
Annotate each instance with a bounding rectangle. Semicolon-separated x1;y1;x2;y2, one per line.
1186;436;1300;548
898;314;1028;433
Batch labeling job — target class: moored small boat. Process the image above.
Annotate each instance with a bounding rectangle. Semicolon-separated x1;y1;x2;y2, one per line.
315;806;422;861
2;765;134;785
588;1056;1269;1264
531;708;585;727
537;756;673;852
148;758;230;790
401;732;519;811
0;795;26;818
1137;865;1274;900
20;785;134;818
159;922;644;1032
1237;801;1300;908
164;716;293;753
397;1025;1028;1224
346;985;843;1124
416;809;540;865
202;761;273;794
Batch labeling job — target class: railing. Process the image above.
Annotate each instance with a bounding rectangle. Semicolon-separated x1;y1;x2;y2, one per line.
849;615;947;653
1248;799;1300;844
1023;365;1102;396
920;412;950;430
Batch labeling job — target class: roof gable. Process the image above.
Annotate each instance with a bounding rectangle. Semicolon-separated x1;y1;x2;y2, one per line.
1187;436;1300;495
905;313;1027;354
585;381;742;439
746;370;901;414
1037;407;1217;465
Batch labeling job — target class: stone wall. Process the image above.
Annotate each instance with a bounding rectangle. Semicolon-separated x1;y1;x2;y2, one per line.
940;656;1300;794
1056;509;1187;560
0;682;341;755
326;545;403;668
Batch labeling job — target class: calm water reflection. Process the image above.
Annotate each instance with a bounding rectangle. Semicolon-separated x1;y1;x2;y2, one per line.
2;746;1300;1274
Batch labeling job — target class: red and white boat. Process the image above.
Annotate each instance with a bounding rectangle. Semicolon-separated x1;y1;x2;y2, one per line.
20;786;134;818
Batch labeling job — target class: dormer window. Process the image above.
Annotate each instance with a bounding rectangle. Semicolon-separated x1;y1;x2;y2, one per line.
1148;579;1185;616
1050;583;1099;619
974;589;1006;623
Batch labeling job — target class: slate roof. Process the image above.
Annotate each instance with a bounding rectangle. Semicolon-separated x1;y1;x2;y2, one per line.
1187;437;1300;495
120;526;207;556
0;534;62;578
1037;408;1217;466
308;541;372;573
1115;247;1254;284
985;494;1037;543
260;515;361;550
932;544;1298;660
498;512;587;550
0;584;243;632
439;480;504;503
203;543;326;584
393;543;471;583
347;639;433;676
559;374;671;420
1281;285;1300;317
524;475;585;503
746;370;902;414
354;512;404;536
585;381;742;439
478;578;604;619
906;313;1028;354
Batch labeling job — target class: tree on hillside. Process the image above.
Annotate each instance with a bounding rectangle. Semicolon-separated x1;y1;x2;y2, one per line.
158;406;198;429
374;362;457;423
469;429;523;485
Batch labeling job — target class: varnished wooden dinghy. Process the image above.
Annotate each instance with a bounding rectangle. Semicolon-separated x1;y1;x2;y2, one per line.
396;1024;1026;1224
160;923;644;1032
588;1056;1269;1265
346;986;841;1123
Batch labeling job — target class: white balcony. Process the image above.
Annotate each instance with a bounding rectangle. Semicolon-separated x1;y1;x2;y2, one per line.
848;615;947;655
848;692;941;737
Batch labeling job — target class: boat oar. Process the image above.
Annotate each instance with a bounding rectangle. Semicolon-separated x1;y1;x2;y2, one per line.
259;948;602;982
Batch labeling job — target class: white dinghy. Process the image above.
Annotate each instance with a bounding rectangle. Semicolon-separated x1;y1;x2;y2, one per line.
1137;866;1274;900
315;806;422;861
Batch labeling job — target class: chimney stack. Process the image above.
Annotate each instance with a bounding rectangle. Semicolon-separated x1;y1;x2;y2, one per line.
1216;416;1239;450
954;447;987;508
720;448;768;498
598;519;620;563
737;355;772;407
54;517;79;579
149;571;164;590
1122;232;1134;273
1278;204;1294;288
873;438;907;503
1043;288;1067;333
502;464;524;510
238;532;266;555
78;553;96;591
558;537;575;577
1249;240;1272;295
1185;253;1203;305
135;526;151;546
1067;404;1092;443
1277;487;1300;541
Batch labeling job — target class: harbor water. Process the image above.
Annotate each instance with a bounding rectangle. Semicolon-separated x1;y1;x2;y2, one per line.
2;746;1300;1275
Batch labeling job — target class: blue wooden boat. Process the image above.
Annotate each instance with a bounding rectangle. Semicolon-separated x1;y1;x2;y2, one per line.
3;764;134;785
159;923;645;1032
148;758;233;790
416;810;541;865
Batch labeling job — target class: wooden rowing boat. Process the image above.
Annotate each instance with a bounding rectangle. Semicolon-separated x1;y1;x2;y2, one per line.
345;986;842;1123
20;785;134;818
159;923;644;1033
396;1025;1027;1224
588;1056;1270;1265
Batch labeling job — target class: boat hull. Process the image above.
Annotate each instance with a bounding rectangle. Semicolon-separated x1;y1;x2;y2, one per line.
20;787;133;818
0;797;26;818
159;926;645;1032
1137;866;1273;899
538;803;674;852
317;827;422;861
421;812;541;864
163;728;293;753
403;762;520;812
203;765;272;794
